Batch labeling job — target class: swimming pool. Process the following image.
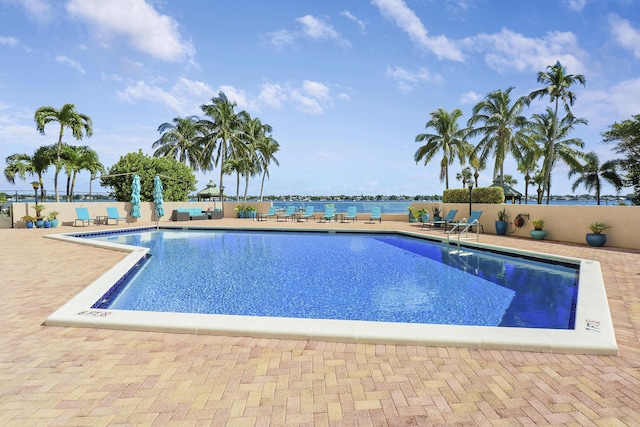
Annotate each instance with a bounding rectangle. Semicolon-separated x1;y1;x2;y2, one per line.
45;226;617;355
89;230;576;329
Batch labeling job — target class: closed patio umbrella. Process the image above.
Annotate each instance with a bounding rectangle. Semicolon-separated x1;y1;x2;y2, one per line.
130;175;141;218
153;175;164;218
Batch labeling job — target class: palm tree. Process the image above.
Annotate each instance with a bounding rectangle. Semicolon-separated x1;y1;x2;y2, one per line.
4;145;54;200
240;116;273;202
414;108;472;189
256;136;280;202
467;87;530;189
455;167;473;188
152;116;203;169
529;107;586;203
34;104;93;202
516;146;541;204
528;61;586;198
569;152;623;205
63;145;104;202
199;92;248;191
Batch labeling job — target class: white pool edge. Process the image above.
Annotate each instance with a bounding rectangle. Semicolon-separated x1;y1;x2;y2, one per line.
44;228;618;355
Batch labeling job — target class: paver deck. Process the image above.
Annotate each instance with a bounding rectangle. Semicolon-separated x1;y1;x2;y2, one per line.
1;218;639;426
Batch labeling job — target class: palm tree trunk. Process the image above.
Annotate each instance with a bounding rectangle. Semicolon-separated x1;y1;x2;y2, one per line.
259;172;266;202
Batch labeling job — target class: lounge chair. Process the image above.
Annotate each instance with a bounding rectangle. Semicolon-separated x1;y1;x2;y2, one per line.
447;210;483;234
343;206;358;223
276;206;296;222
319;206;336;222
106;207;128;225
256;206;277;221
74;207;96;227
426;209;458;231
366;206;382;223
297;206;315;222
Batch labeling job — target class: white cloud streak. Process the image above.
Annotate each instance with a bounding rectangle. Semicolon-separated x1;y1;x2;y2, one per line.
386;66;440;92
372;0;464;61
56;55;86;75
66;0;195;62
341;10;366;32
609;14;640;58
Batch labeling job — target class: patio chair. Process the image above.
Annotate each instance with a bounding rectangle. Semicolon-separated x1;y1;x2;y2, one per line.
106;207;128;225
256;206;277;221
343;206;358;223
297;206;315;222
447;210;484;234
276;206;296;222
366;206;382;224
74;207;96;227
319;206;336;222
428;209;458;231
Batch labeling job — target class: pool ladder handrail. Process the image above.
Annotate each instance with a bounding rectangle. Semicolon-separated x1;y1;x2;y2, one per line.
446;217;480;246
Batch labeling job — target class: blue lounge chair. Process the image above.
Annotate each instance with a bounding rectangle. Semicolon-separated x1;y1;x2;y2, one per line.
367;207;382;223
319;206;336;222
276;206;296;222
106;207;128;225
74;207;96;227
343;206;357;223
447;210;483;234
297;206;315;222
256;206;277;221
427;209;458;231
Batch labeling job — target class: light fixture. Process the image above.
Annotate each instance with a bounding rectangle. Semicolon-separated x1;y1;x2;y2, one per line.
31;181;39;204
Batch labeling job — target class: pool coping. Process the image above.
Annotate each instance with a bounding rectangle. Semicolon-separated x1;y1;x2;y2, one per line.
43;226;618;355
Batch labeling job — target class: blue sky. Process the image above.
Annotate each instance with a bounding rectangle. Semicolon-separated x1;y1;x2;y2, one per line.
1;0;639;198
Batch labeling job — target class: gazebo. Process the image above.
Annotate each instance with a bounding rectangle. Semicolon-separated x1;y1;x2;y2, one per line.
492;180;523;204
197;180;221;202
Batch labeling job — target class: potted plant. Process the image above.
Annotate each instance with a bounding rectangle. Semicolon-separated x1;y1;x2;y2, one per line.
432;206;442;227
21;215;36;228
586;222;611;247
530;218;547;240
408;207;420;222
235;204;246;218
495;208;509;236
244;205;257;219
32;204;46;228
47;211;59;228
419;208;430;223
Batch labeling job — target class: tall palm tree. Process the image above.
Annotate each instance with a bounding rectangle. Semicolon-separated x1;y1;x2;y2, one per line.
414;108;472;189
467;87;530;189
529;107;586;203
240;116;272;202
34;104;93;202
63;145;104;202
516;146;541;204
152;116;203;169
4;145;54;200
528;61;586;198
569;152;623;205
256;136;280;202
199;92;248;191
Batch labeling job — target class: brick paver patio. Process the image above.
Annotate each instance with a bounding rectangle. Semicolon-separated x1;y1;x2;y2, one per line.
1;219;639;425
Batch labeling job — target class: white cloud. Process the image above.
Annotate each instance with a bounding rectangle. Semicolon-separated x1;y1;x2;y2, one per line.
217;85;259;112
116;77;214;115
341;10;366;32
303;81;330;99
579;78;640;127
258;83;287;108
5;0;53;24
296;15;350;47
66;0;195;62
56;55;85;75
564;0;586;12
609;14;640;58
0;36;19;47
467;29;587;74
459;91;482;104
372;0;463;61
265;29;297;49
386;66;439;92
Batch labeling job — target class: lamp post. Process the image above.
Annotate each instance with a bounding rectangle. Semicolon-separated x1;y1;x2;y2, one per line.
467;181;474;216
220;186;225;216
31;181;40;205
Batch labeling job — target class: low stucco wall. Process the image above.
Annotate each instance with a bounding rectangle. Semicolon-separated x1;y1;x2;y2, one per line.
9;201;640;250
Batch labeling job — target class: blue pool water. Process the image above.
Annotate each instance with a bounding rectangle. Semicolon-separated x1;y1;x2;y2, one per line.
87;230;579;329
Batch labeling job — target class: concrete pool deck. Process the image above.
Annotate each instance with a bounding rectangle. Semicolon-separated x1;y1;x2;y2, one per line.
2;218;639;424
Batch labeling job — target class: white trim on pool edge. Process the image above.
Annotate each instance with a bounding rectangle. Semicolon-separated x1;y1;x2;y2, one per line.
44;227;618;355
